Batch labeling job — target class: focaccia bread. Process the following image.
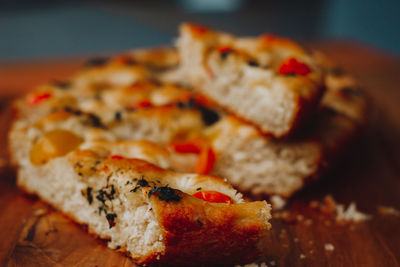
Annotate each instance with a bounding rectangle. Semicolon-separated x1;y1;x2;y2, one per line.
13;139;271;266
172;23;325;137
10;82;271;266
9;39;367;264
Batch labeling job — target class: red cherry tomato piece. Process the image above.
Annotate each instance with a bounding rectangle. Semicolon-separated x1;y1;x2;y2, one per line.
137;100;152;108
193;191;233;204
169;139;203;154
170;138;215;174
217;46;233;54
110;155;124;159
279;58;311;76
129;100;152;109
27;92;52;106
195;147;215;175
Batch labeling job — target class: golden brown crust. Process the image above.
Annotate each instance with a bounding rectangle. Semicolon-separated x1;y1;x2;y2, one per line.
150;192;271;266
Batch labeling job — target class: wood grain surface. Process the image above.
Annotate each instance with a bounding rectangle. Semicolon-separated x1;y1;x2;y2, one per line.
1;41;400;267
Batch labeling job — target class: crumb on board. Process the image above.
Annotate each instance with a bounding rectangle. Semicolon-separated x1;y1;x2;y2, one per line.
273;210;306;224
304;219;313;225
299;253;306;259
270;195;286;210
296;214;304;221
324;243;335;251
336;202;371;222
279;228;287;238
309;200;319;208
377;205;400;216
321;195;337;214
309;195;371;223
273;195;371;230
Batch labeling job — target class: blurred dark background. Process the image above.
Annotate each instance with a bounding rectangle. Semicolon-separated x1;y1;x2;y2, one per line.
1;0;399;62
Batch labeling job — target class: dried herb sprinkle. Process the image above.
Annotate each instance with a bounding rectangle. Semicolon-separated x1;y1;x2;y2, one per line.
148;186;181;202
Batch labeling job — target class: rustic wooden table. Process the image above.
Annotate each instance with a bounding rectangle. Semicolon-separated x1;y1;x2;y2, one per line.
0;41;399;266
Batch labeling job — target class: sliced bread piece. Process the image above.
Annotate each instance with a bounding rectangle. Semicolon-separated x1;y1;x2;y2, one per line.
174;23;325;137
12;136;271;265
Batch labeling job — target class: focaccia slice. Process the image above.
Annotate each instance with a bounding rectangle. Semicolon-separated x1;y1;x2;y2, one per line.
173;23;325;137
12;134;271;266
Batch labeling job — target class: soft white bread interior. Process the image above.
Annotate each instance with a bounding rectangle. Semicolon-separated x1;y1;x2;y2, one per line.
205;116;321;197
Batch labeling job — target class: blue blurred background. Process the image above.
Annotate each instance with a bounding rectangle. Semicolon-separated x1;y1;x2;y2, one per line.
1;0;399;62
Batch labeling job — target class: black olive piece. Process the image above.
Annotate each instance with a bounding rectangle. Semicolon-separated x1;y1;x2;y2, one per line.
220;50;232;59
341;87;363;96
64;106;73;113
177;101;186;109
330;67;345;76
176;97;196;109
85;57;110;67
64;106;82;116
247;60;259;67
53;80;71;89
198;106;220;126
115;111;122;121
87;113;105;128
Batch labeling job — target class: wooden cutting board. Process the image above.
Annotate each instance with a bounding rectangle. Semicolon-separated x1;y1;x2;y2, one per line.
1;42;400;267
